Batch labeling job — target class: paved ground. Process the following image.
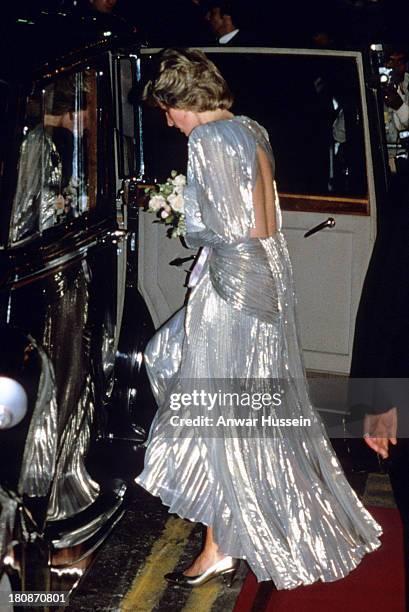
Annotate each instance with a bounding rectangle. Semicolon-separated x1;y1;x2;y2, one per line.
65;481;248;612
63;444;395;612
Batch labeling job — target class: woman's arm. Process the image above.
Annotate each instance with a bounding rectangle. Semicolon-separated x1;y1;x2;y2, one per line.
188;122;254;242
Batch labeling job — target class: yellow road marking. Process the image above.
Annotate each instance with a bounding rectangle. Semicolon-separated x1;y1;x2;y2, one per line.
121;516;194;612
183;578;224;612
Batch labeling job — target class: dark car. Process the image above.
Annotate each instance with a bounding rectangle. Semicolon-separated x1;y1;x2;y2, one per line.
0;11;156;598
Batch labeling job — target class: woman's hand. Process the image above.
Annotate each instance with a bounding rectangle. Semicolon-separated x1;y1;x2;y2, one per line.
363;407;398;459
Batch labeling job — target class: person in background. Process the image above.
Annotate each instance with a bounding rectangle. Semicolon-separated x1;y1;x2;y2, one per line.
382;48;409;152
75;0;138;35
349;44;409;612
204;0;254;45
88;0;118;14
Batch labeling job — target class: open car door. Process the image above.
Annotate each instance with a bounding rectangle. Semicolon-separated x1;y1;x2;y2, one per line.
138;47;383;375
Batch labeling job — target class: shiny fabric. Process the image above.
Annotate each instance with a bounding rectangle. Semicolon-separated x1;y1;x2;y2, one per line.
47;374;99;521
136;116;382;587
10;126;62;243
18;338;58;498
0;486;17;561
43;264;90;437
42;264;99;519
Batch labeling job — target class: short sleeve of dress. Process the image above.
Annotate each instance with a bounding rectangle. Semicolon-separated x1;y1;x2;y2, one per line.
187;120;258;243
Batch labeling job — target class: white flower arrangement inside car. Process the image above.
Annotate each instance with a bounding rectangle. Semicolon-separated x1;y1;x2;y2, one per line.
145;171;186;238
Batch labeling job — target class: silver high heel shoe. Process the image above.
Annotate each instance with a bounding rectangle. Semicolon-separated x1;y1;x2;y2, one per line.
165;556;239;588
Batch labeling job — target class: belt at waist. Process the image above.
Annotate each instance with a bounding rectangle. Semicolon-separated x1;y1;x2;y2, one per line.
209;239;280;323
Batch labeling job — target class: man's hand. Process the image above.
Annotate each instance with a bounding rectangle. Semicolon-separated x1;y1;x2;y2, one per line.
363;407;398;459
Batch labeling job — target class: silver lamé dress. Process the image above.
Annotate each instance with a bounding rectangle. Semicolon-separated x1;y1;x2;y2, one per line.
136;116;382;588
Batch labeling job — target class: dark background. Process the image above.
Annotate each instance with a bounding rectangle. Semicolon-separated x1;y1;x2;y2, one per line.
2;1;409;52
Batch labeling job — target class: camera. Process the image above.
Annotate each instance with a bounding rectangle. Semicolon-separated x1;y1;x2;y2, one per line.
393;130;409;175
379;66;401;88
398;129;409;149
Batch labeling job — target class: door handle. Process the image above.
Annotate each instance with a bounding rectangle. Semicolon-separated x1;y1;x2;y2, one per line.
120;177;140;207
169;255;195;267
304;217;336;238
120;177;140;232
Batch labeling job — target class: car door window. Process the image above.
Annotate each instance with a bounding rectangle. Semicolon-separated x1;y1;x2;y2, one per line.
214;53;367;200
141;50;368;214
9;68;97;244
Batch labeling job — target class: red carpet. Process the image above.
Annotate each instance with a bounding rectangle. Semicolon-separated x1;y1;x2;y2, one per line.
234;507;405;612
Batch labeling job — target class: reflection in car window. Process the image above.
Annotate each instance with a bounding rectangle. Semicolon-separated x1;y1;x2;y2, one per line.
119;59;138;177
10;69;97;244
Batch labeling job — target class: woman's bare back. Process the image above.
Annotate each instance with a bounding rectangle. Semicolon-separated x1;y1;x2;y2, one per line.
250;145;276;238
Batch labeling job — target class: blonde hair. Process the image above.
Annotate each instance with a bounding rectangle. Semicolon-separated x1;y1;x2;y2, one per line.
143;48;233;112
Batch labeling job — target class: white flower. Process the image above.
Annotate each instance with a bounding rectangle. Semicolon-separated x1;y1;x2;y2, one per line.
144;171;186;238
171;174;186;187
167;193;184;213
149;194;166;212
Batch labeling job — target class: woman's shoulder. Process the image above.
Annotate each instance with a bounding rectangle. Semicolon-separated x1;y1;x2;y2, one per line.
190;116;269;146
190;117;261;150
234;116;271;144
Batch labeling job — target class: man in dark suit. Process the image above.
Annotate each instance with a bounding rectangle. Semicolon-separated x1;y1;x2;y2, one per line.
204;0;254;45
349;116;409;606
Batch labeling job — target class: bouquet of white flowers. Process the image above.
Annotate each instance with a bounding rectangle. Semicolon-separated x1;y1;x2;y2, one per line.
145;170;186;238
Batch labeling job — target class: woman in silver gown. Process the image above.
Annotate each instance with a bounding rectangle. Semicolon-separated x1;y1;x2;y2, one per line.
136;48;382;589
